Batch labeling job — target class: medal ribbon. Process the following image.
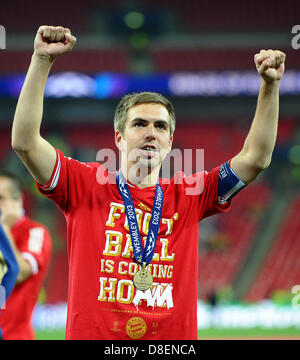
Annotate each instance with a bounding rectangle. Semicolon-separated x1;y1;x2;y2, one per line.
116;171;164;266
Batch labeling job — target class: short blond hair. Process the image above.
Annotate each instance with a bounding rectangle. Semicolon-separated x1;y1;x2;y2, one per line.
114;92;176;136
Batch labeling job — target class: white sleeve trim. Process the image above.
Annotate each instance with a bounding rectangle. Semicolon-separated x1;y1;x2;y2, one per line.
42;154;61;191
21;252;39;275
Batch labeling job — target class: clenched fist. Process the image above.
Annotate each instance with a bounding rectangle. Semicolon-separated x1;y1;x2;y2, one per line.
254;49;286;83
34;25;76;62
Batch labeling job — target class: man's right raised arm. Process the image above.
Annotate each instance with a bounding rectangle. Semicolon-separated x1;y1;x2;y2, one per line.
11;26;76;185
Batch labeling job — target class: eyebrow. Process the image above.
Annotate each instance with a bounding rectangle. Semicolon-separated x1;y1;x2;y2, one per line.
131;118;169;126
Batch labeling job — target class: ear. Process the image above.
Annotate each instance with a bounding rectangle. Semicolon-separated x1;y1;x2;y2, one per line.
20;194;24;208
167;134;174;153
13;193;23;208
114;130;123;151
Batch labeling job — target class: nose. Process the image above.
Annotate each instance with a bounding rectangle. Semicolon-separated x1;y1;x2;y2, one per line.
145;123;156;140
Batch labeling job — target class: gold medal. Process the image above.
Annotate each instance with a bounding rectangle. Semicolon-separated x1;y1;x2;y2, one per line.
133;263;153;291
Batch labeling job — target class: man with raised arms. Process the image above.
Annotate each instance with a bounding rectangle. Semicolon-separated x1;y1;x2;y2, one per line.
11;25;285;339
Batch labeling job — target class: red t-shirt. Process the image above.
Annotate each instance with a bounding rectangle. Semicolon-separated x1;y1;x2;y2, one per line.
37;149;230;340
0;216;52;340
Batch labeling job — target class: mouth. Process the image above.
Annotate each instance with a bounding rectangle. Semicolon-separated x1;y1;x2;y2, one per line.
139;144;158;158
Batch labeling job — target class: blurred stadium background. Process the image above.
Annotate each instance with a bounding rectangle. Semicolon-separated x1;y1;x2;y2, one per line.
0;0;300;339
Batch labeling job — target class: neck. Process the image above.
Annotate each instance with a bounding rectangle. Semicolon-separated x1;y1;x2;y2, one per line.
121;161;160;188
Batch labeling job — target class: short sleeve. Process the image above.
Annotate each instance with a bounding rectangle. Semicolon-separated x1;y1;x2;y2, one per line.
177;164;232;221
35;149;98;214
201;165;231;219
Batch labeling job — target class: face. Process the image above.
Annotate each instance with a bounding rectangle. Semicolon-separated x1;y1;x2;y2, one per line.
0;177;22;213
115;103;173;174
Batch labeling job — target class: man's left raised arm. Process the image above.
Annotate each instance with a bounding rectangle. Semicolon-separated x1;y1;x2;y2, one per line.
230;49;286;184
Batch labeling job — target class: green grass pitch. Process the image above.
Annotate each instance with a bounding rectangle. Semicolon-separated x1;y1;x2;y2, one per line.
35;327;300;340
